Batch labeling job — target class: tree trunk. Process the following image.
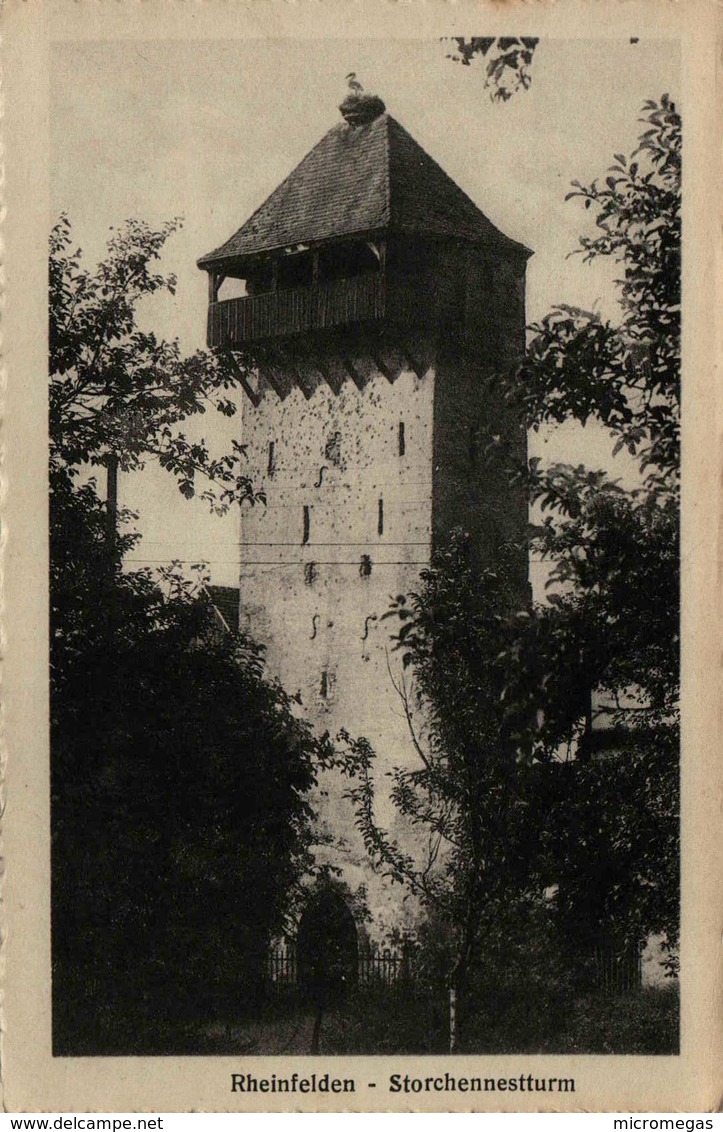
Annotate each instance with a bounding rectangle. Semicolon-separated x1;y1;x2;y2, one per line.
447;952;467;1053
449;985;458;1053
106;454;118;545
448;894;478;1053
310;1004;323;1054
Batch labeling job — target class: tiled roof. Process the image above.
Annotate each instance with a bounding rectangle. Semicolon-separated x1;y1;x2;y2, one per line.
198;113;528;269
387;118;515;247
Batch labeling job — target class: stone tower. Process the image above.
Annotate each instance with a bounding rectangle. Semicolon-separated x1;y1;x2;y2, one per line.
198;93;531;942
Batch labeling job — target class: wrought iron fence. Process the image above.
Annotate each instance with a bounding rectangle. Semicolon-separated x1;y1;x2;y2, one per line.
265;942;643;998
266;948;297;994
358;948;413;987
265;945;414;994
592;947;642;996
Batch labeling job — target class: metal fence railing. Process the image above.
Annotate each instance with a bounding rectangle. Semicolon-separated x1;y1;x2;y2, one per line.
592;947;642;996
358;949;413;987
265;943;643;998
265;946;414;994
266;948;297;993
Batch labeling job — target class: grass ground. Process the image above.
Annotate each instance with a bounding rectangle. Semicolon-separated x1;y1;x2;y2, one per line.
315;984;678;1056
54;984;678;1057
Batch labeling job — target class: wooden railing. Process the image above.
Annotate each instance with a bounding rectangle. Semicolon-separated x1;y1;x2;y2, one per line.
207;273;389;347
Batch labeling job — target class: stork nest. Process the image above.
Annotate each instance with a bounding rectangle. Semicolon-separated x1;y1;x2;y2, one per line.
339;92;386;126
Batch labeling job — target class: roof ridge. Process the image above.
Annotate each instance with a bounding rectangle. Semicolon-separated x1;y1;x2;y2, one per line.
386;114;531;257
386;116;494;236
383;113;392;229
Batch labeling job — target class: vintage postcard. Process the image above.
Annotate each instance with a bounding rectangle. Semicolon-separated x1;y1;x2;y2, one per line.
2;0;721;1112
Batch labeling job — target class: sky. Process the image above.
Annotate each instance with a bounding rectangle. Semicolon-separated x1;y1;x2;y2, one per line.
50;37;680;586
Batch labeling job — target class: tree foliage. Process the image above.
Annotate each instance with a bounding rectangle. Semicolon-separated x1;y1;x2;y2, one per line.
517;95;681;969
50;215;259;510
341;538;555;1019
521;94;680;489
519;95;680;729
51;470;333;1044
444;37;539;102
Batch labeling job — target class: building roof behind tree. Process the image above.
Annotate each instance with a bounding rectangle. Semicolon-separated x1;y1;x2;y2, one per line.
206;585;240;633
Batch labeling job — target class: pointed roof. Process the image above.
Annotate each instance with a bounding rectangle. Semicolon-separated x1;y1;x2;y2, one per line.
198;113;530;270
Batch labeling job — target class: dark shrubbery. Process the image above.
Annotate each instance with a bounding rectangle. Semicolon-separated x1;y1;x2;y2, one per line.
51;468;330;1053
306;981;678;1056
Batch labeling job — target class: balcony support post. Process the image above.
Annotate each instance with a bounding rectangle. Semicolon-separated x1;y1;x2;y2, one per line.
208;271;225;304
294;363;317;401
275;346;314;401
255;347;293;401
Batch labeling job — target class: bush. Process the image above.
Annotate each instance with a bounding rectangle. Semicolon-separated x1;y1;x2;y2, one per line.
409;903;679;1055
551;985;679;1055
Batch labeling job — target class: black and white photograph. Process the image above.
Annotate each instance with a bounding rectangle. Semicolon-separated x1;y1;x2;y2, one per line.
47;34;681;1059
4;0;720;1112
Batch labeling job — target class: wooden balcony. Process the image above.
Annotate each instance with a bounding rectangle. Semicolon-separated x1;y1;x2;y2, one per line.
207;271;426;349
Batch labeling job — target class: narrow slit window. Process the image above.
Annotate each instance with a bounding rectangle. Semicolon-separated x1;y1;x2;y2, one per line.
267;440;276;477
320;670;329;699
398;421;406;456
378;498;384;537
325;431;342;467
302;505;310;545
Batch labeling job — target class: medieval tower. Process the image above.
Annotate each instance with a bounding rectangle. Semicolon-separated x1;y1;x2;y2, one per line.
198;90;531;946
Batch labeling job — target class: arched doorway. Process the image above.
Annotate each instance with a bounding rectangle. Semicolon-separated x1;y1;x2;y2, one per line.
297;889;358;1004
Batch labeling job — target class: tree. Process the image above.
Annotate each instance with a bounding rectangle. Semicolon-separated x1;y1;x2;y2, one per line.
341;536;554;1050
342;95;681;1046
444;38;539;102
50;214;258;512
513;94;680;968
49;220;334;1051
